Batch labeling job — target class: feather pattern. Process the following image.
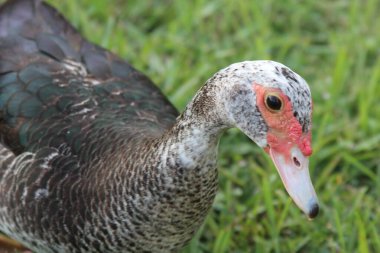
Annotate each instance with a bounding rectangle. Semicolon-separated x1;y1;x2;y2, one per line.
0;1;217;252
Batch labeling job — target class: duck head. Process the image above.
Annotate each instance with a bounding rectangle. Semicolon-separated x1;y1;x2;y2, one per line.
211;60;319;219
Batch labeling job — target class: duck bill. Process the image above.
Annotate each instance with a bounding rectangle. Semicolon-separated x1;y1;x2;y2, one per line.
269;146;319;219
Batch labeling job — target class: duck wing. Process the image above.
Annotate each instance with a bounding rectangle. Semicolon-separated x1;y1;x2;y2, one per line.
0;0;178;156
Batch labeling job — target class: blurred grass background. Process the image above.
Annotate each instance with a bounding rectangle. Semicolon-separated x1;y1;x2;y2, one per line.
38;0;380;252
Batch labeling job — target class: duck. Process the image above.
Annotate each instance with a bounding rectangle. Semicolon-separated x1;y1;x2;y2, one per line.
0;0;319;252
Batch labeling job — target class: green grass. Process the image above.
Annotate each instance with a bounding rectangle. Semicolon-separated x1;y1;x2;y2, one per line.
23;0;380;252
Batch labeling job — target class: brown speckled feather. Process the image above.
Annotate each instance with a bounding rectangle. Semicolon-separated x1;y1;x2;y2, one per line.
0;0;178;153
0;0;191;252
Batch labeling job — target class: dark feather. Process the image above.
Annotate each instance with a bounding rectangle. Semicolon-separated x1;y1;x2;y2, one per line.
0;1;196;252
0;0;178;155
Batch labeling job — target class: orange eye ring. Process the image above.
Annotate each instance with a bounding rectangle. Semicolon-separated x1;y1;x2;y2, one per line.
264;93;283;112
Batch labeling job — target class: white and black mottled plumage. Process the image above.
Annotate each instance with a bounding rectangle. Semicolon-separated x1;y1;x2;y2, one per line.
0;0;318;252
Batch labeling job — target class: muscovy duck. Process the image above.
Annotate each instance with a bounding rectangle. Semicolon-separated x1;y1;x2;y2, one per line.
0;0;319;252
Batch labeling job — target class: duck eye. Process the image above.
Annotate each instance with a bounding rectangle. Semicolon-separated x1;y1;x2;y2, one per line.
265;94;283;111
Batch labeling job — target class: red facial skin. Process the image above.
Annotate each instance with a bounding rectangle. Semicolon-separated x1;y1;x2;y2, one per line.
253;84;312;160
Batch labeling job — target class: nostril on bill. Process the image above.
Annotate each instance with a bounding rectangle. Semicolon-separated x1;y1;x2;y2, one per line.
293;156;301;167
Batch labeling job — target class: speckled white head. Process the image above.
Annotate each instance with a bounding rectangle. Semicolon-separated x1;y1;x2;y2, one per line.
206;60;311;145
202;60;318;218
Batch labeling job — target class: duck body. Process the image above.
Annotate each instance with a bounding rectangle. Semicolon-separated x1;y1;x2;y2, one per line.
0;1;222;251
0;0;318;252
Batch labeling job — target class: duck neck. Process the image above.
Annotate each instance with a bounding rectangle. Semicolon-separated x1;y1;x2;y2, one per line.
157;85;230;174
161;118;222;173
